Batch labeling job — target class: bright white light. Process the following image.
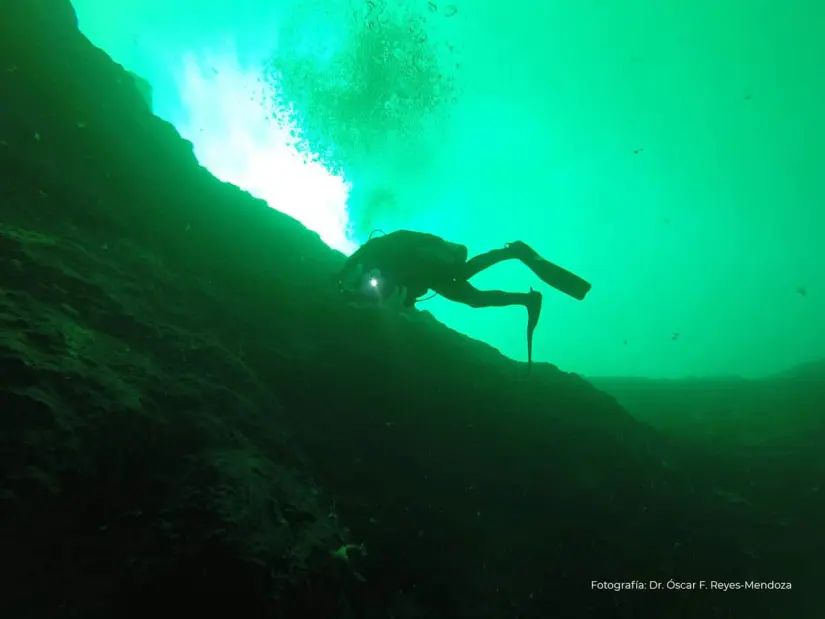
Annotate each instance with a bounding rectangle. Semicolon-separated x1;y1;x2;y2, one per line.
172;46;357;254
369;277;379;288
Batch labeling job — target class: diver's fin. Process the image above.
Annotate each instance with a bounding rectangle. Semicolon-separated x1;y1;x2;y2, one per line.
526;289;543;374
507;242;592;300
527;255;591;301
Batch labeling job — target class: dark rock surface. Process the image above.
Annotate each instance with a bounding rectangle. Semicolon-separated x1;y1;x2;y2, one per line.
1;2;821;617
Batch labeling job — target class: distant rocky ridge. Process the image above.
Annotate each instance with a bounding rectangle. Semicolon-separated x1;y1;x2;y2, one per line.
590;358;825;446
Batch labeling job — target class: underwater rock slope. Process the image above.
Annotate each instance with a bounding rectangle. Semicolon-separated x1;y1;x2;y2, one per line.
1;1;822;618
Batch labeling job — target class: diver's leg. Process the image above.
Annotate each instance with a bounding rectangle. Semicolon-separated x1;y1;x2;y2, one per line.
432;278;531;308
459;240;556;280
432;279;543;371
476;241;590;301
459;245;520;280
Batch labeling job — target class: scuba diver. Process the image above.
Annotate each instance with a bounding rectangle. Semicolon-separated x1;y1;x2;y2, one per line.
335;230;592;372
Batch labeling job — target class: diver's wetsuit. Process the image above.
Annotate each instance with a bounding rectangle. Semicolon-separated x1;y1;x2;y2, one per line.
337;230;543;313
336;230;593;372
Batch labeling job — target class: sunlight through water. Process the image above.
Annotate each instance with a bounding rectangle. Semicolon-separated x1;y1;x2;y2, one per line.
172;47;355;254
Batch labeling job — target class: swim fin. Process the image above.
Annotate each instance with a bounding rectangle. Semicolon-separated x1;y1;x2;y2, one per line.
508;242;592;301
526;289;543;374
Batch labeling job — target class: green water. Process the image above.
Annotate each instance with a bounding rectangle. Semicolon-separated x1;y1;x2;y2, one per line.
71;0;824;378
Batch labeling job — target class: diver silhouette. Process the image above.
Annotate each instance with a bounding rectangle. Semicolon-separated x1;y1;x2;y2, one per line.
336;230;592;373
